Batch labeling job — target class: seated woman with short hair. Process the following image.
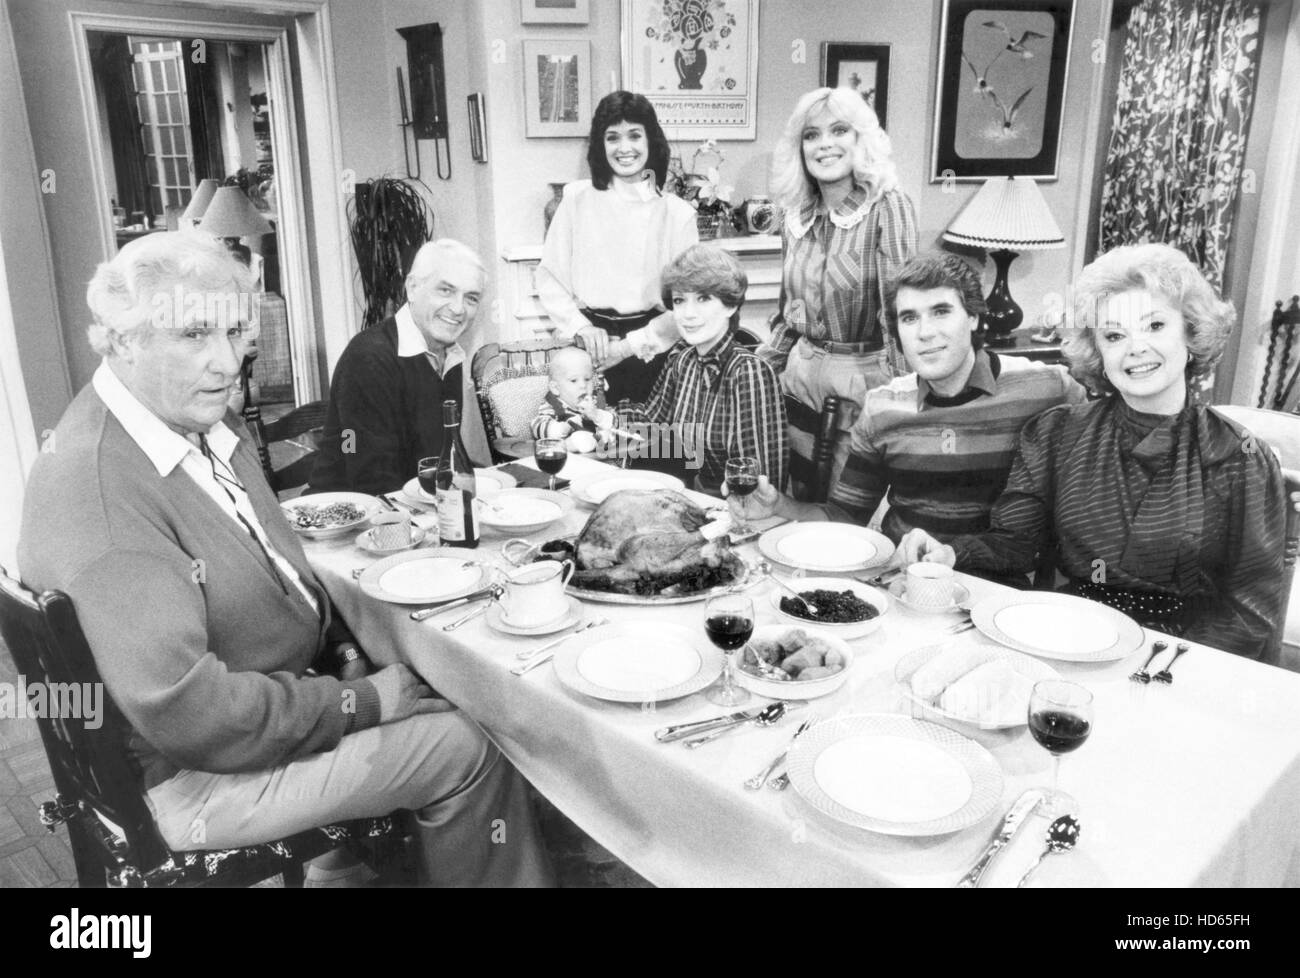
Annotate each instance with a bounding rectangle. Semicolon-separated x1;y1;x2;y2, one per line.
631;244;787;495
899;243;1287;659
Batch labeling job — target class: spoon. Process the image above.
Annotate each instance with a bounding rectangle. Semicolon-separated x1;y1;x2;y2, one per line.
742;643;790;681
759;560;818;617
1016;814;1081;887
684;701;789;749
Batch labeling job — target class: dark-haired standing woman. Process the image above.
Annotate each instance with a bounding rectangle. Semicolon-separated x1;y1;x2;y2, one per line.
537;91;698;404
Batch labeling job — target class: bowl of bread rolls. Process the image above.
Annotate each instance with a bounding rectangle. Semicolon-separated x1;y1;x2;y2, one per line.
735;625;854;699
894;639;1060;730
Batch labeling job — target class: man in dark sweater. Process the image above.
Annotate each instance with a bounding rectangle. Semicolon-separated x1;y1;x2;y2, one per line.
309;239;491;494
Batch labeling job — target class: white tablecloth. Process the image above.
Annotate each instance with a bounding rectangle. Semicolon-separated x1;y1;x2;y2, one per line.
305;455;1300;887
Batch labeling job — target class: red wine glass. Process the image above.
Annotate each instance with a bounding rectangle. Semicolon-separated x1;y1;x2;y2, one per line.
1028;680;1094;817
725;456;759;535
535;437;567;491
704;594;753;707
417;456;439;499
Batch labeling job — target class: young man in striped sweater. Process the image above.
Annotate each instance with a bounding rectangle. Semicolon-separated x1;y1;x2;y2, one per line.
732;252;1084;552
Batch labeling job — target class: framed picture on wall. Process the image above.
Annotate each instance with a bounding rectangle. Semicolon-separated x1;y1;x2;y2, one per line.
619;0;760;140
522;39;591;138
931;0;1075;181
520;0;590;25
821;43;892;130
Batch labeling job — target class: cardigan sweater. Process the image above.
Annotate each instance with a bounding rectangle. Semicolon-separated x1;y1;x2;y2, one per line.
17;385;381;789
309;316;487;495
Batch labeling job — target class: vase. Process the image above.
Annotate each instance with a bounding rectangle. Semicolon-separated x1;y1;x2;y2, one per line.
543;182;565;235
675;44;707;90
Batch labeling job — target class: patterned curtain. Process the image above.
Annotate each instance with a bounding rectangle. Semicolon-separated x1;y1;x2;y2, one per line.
1099;0;1262;290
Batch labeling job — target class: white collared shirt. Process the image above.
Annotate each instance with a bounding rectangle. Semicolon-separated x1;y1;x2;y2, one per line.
394;304;466;378
92;362;319;614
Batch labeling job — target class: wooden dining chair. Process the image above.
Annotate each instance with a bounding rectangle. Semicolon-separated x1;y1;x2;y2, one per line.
1210;404;1300;671
807;395;842;504
238;354;328;496
472;338;589;462
0;566;403;886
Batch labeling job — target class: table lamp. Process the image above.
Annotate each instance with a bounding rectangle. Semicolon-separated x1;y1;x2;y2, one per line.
180;178;219;229
197;185;274;266
942;176;1065;345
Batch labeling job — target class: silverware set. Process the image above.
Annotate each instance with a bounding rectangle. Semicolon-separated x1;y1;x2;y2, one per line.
745;718;812;790
1129;640;1190;684
510;618;608;676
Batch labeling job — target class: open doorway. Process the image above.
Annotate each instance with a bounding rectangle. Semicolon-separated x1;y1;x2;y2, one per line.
87;29;294;410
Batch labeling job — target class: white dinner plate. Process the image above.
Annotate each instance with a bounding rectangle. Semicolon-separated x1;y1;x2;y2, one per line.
281;492;380;539
894;638;1061;729
786;714;1004;836
553;622;724;703
570;470;686;507
758;522;894;573
476;488;573;534
970;591;1145;662
358;551;492;605
400;468;518;506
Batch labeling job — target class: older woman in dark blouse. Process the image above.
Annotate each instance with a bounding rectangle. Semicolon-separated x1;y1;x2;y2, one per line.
900;243;1286;659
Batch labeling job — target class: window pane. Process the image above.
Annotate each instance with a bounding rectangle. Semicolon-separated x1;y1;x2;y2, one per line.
167;94;183;121
163;59;177;91
150;61;164;90
159;127;173;155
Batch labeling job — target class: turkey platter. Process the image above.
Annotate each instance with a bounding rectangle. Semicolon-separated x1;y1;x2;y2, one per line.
566;489;747;599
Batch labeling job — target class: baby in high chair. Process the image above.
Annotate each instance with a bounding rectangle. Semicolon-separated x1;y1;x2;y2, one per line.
530;346;616;453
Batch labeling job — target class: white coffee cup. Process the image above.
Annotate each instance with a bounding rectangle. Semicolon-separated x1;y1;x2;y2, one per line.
369;511;412;550
500;559;575;627
905;562;956;611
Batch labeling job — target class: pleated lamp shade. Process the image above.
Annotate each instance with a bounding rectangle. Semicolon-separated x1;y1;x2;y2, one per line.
942;177;1065;251
180;179;219;224
198;186;274;239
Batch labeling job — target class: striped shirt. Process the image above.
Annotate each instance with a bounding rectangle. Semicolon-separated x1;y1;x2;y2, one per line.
637;333;787;494
757;184;917;371
530;392;613;440
951;398;1287;659
829;351;1084;538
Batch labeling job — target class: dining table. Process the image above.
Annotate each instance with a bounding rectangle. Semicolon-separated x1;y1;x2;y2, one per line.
302;454;1300;888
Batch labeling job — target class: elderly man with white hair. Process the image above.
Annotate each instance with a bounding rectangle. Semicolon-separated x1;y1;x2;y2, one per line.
17;232;553;886
309;238;491;494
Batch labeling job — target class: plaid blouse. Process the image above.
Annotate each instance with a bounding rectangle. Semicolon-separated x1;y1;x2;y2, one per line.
951;399;1287;660
757;185;918;371
638;333;787;494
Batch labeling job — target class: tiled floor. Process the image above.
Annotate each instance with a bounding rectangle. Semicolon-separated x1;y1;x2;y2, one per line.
0;633;646;888
0;637;78;888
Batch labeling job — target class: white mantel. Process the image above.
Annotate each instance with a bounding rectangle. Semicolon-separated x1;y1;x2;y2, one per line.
499;234;783;342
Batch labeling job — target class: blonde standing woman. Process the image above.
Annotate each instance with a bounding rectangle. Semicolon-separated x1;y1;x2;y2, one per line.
758;87;918;499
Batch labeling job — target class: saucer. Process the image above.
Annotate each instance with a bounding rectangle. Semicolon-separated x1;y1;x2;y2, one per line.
355;525;427;554
487;596;583;636
889;578;970;614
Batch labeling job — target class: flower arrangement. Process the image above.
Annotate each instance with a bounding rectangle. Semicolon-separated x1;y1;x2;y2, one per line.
672;139;736;238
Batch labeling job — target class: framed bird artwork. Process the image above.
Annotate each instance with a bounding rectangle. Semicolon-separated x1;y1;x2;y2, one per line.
931;0;1075;181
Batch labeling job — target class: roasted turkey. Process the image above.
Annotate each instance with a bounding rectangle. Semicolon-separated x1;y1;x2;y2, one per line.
572;489;743;595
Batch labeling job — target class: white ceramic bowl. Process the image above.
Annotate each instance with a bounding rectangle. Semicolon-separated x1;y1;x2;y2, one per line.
281;492;379;540
768;576;889;640
733;624;854;700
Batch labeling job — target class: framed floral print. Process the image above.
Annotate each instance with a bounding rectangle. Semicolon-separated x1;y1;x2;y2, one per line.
620;0;760;140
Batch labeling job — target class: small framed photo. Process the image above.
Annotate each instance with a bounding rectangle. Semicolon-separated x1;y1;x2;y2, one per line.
520;0;590;25
820;43;891;131
467;93;488;163
522;39;591;138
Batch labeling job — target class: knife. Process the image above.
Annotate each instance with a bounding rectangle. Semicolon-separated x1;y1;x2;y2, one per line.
654;707;768;743
956;789;1045;888
409;585;502;621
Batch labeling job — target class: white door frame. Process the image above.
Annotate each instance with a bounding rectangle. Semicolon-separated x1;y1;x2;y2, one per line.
67;0;357;403
0;224;40;572
1229;0;1300;406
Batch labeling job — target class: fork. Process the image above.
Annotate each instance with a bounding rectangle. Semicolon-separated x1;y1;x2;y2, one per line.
1153;642;1190;684
745;719;811;790
1128;640;1168;684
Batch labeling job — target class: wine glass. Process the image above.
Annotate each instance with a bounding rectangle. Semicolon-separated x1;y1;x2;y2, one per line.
417;456;439;499
1027;680;1094;817
535;437;567;491
725;456;760;535
704;593;754;707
